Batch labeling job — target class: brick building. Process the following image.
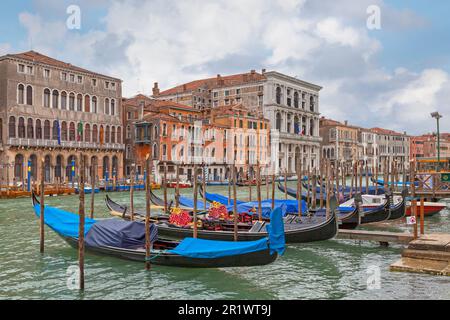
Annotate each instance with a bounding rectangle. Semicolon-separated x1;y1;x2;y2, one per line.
0;51;124;185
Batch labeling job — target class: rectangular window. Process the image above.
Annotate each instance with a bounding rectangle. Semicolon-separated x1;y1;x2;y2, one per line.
105;81;110;89
77;75;83;84
225;90;230;96
18;64;25;73
70;74;75;82
27;66;33;74
44;69;50;78
92;79;97;87
236;89;241;95
61;72;67;81
111;83;116;90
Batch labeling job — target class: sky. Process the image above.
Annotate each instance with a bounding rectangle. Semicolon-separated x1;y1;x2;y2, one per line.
0;0;449;135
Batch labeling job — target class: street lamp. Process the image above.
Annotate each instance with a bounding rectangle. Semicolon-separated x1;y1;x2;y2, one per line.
430;112;443;172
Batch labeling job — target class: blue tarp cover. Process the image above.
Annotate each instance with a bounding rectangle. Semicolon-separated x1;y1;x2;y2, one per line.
85;219;157;249
178;196;210;210
33;204;96;238
169;205;286;258
169;237;269;259
203;191;245;206
227;199;305;218
266;205;285;256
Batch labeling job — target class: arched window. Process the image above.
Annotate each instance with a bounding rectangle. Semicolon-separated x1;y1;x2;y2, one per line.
105;98;109;115
105;126;110;143
52;90;59;109
27;118;34;138
61;91;67;110
117;127;122;144
153;143;158;157
84;95;90;112
26;86;33;105
92;125;98;143
17;84;24;104
9;116;16;138
76;94;82;111
92;96;97;113
69;122;76;141
55;155;62;179
14;154;24;179
18;117;25;138
310;119;314;136
36;119;42;139
276;112;282;130
111;99;115;116
44;89;50;107
294;92;299;108
100;125;104;144
212;148;216;158
69;93;75;111
61;121;67;141
310;96;314;112
126;125;131;139
85;124;91;142
52;120;59;140
111;126;116;143
276;87;282;104
43;120;50;139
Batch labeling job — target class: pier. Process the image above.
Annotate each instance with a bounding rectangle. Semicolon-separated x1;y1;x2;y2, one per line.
336;229;414;245
390;234;450;276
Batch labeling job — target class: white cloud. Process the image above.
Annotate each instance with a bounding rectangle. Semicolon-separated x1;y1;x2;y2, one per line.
15;0;443;134
0;43;11;56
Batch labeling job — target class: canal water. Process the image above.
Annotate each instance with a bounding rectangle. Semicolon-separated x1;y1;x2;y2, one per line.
0;183;449;300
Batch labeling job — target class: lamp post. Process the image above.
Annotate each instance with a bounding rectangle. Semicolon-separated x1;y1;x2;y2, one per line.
431;112;443;172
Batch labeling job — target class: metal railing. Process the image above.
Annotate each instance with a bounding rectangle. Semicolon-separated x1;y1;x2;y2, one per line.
7;138;125;150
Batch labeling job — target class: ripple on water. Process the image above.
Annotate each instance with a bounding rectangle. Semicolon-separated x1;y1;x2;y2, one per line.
1;190;449;300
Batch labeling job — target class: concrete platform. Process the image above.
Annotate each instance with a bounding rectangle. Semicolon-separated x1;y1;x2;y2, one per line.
390;234;450;276
336;229;414;245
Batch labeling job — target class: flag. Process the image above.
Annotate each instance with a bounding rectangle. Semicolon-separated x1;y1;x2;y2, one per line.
56;120;61;145
77;122;83;141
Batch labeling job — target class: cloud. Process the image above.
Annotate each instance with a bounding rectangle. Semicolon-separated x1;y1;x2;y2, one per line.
15;0;443;135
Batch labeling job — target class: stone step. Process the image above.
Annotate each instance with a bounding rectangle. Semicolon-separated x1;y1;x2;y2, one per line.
402;249;450;262
408;233;450;252
390;257;450;276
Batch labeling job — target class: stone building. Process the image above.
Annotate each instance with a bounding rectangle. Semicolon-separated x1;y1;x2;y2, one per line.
0;51;124;185
125;93;271;183
153;69;322;174
320;118;362;167
370;127;410;172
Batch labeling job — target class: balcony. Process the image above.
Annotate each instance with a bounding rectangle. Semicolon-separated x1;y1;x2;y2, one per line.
7;138;125;150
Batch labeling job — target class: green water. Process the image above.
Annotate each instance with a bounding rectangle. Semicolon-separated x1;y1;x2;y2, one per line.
0;184;449;300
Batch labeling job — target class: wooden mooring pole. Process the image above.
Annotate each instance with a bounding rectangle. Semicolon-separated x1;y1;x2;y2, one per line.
284;169;288;200
39;157;45;254
90;159;96;219
232;164;238;241
78;153;85;290
193;164;198;239
130;164;135;221
319;161;324;209
297;161;302;218
257;162;262;222
145;155;152;270
271;173;275;210
163;162;168;214
202;163;207;210
175;164;180;208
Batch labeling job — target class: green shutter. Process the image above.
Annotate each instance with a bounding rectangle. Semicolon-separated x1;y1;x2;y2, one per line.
442;173;450;183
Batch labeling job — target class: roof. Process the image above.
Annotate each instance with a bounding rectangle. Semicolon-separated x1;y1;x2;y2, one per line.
370;127;406;136
319;117;361;130
123;94;201;113
157;71;266;96
2;50;121;81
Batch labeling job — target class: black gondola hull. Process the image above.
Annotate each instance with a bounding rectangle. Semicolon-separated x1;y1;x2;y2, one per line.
62;236;277;268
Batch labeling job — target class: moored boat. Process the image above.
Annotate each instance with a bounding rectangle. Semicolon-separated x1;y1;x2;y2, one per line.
32;192;284;268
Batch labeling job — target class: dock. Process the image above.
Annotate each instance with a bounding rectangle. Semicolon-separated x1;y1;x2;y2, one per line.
336;229;414;245
390;234;450;276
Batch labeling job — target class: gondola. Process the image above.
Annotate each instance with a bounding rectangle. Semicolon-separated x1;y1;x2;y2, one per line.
156;207;338;244
31;192;283;268
236;180;268;187
277;182;309;201
358;198;391;224
105;194;168;221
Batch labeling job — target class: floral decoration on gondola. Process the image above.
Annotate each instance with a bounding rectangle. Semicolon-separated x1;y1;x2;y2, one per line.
169;207;192;227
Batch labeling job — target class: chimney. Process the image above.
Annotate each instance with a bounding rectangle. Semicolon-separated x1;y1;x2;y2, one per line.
251;69;256;74
262;68;266;74
344;120;348;126
152;82;160;96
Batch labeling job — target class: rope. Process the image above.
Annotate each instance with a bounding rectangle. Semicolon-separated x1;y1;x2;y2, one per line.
144;251;165;262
